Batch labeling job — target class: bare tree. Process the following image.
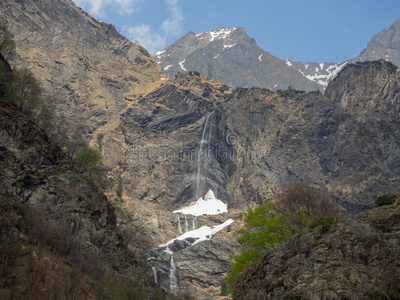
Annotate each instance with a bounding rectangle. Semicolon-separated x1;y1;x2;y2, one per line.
275;182;342;233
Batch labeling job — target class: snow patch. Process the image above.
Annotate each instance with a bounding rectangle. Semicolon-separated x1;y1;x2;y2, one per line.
274;84;278;88
160;219;234;248
196;27;236;42
214;54;220;59
155;50;166;56
164;65;173;71
298;62;347;87
173;190;228;216
179;60;187;71
224;43;237;49
258;53;263;61
286;60;293;67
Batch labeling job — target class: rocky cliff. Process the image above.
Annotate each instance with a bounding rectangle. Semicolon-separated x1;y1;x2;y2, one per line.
0;100;167;298
234;202;400;300
325;60;400;121
0;0;165;184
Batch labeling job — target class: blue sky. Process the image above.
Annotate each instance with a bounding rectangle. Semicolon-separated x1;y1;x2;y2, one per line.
72;0;400;63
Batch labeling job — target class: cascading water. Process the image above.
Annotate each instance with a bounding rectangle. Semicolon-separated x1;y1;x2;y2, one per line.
177;215;182;234
185;215;189;232
192;216;197;230
170;255;178;293
152;266;158;284
195;111;214;201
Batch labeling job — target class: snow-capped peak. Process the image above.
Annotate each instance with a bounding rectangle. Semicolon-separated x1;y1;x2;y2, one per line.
196;27;236;42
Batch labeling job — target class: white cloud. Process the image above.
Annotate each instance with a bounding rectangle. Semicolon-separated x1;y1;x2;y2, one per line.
162;0;183;35
123;0;183;53
73;0;141;17
123;24;167;54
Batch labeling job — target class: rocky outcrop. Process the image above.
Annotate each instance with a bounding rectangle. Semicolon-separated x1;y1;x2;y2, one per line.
234;203;400;300
0;0;164;185
0;98;170;298
325;60;400;121
354;19;400;68
0;102;113;242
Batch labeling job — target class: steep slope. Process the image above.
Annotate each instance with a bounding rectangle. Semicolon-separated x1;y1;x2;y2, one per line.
0;101;166;298
234;203;400;300
354;19;400;67
325;60;400;121
0;0;165;183
154;27;323;91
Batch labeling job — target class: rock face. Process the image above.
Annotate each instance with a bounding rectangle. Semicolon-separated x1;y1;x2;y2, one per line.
153;27;327;92
325;60;400;121
0;103;114;244
234;203;400;300
0;0;164;183
0;101;164;298
354;19;400;68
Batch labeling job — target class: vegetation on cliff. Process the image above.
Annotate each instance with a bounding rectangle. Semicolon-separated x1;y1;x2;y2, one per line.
223;183;342;295
234;198;400;299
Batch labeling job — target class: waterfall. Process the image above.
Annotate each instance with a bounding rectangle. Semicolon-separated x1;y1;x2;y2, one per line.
177;215;182;234
185;215;189;232
195;111;214;200
152;266;158;284
192;216;197;230
170;255;178;293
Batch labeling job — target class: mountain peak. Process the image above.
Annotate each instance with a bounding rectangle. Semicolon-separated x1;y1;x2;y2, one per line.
194;26;247;43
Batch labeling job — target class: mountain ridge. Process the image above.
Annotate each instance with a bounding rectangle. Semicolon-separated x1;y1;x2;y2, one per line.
153;20;400;92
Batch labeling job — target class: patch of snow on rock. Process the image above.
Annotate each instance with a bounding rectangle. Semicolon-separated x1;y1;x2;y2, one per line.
286;60;293;67
196;27;236;42
258;53;263;61
160;219;234;248
298;62;347;87
179;60;187;71
173;190;228;216
164;65;173;71
224;43;237;49
154;49;166;56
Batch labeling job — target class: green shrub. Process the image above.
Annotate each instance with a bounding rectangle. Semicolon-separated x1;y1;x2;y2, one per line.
223;202;292;295
0;22;16;59
285;293;303;300
310;216;336;233
75;145;104;181
19;245;32;257
223;183;341;295
0;67;43;114
218;84;229;93
116;175;123;198
375;194;398;207
97;133;104;152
